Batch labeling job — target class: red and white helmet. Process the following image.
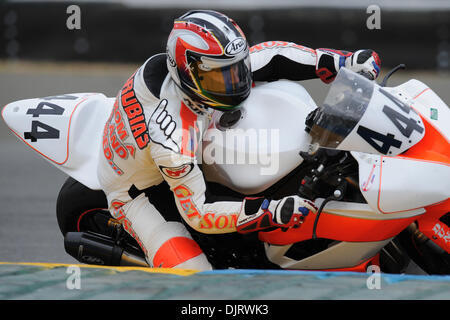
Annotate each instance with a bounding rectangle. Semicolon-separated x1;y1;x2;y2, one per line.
166;10;252;111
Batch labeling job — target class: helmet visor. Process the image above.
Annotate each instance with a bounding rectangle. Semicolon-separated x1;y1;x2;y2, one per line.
187;55;252;108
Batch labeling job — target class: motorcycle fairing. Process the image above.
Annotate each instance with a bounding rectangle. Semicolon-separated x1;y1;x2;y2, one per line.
260;200;420;245
260;75;450;267
353;152;450;214
264;238;391;270
259;200;418;270
309;68;426;156
390;79;450;143
2;93;114;190
382;79;450;253
351;78;450;215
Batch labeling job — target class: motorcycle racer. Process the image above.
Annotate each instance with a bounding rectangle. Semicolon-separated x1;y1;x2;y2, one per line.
96;9;381;270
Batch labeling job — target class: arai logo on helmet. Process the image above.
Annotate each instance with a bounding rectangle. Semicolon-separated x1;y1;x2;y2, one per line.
225;37;246;56
166;49;176;67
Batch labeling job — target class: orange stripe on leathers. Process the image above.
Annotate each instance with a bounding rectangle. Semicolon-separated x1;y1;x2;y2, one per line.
180;102;199;157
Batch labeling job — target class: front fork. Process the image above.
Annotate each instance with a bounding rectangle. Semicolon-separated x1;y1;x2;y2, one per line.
397;200;450;274
416;199;450;254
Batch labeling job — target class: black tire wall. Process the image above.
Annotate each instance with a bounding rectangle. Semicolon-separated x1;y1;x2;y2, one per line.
56;177;108;235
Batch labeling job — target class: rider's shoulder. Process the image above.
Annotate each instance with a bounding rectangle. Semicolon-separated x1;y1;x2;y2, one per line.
133;53;170;103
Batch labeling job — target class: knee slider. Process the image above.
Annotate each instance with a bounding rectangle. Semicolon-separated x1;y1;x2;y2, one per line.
148;222;210;270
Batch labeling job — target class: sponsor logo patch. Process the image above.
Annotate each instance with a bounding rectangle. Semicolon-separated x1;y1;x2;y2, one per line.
250;41;315;55
159;163;194;179
120;73;150;149
430;107;438;120
199;213;238;230
173;185;201;220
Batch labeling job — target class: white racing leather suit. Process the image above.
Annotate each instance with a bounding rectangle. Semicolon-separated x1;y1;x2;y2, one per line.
97;41;375;270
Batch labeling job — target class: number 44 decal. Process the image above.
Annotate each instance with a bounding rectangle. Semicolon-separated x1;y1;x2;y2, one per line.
24;95;77;142
357;88;424;155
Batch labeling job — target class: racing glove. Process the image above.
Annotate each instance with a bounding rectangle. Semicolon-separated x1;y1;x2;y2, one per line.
315;48;381;83
345;49;381;80
236;196;318;234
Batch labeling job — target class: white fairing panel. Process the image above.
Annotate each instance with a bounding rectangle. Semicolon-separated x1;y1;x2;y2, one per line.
265;238;391;270
352;151;450;214
201;80;316;195
387;79;450;141
2;93;113;189
338;85;426;156
377;157;450;213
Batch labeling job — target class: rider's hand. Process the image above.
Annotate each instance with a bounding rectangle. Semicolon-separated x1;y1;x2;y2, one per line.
345;49;381;80
236;196;317;234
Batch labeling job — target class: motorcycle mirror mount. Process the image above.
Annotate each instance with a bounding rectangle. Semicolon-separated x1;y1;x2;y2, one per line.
379;64;406;87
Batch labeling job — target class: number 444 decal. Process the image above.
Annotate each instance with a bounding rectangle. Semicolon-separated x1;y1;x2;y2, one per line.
357;88;424;155
24;95;77;142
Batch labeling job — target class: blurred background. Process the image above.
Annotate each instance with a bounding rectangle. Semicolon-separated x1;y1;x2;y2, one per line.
2;0;450;68
0;0;449;264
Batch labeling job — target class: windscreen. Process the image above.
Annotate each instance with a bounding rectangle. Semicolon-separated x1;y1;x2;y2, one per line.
308;68;375;149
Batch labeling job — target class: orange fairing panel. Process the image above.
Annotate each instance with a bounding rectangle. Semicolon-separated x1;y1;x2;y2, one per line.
314;212;416;242
259;202;418;245
401;114;450;164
